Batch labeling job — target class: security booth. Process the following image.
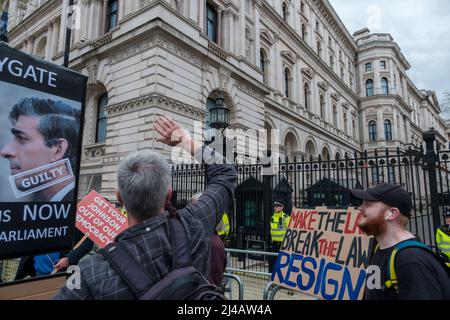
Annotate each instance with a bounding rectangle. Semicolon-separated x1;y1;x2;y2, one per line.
306;178;362;207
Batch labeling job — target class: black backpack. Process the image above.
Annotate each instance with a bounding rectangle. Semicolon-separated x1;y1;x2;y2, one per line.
99;213;225;300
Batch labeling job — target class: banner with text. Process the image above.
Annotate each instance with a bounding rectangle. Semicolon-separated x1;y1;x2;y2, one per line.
76;191;128;248
272;207;374;300
0;43;87;259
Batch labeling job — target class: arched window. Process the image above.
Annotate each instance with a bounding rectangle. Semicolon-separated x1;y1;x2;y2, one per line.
260;49;268;85
333;105;338;127
304;83;310;110
320;95;325;119
368;120;377;141
301;24;307;41
96;93;108;143
282;2;288;21
366;79;374;97
106;0;119;32
381;77;389;95
384;119;393;141
284;68;291;98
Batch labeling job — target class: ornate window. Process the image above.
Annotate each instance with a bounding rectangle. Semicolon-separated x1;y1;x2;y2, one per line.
368;120;377;141
366;79;374;97
96;93;108;143
106;0;119;32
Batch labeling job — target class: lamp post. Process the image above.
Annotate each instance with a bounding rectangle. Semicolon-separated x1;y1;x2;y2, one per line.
209;91;230;162
63;0;74;68
0;11;8;43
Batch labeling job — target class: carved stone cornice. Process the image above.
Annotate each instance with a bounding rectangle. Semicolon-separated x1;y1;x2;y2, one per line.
108;31;204;67
105;94;207;118
237;81;266;102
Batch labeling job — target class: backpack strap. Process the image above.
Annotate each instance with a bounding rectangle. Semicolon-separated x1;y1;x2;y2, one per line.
169;213;193;269
99;241;156;299
385;240;432;293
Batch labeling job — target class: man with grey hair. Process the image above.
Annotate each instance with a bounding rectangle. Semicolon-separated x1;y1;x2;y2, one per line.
55;116;237;299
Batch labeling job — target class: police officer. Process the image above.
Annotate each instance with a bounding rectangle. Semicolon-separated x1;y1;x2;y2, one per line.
269;200;290;273
436;209;450;264
217;212;230;240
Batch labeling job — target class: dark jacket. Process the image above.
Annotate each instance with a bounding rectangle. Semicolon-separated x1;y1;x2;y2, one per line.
54;147;237;300
208;233;227;287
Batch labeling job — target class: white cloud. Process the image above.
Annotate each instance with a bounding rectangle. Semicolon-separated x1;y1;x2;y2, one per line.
329;0;450;104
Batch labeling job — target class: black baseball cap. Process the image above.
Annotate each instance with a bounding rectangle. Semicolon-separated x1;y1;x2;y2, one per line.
351;183;413;218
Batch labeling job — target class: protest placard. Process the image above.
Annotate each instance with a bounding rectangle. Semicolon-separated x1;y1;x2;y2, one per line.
76;191;128;248
0;43;87;259
272;207;374;300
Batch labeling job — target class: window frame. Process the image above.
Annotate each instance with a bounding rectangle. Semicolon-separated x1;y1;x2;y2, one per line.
96;93;108;143
106;0;119;33
206;2;218;43
368;120;377;142
366;79;374;97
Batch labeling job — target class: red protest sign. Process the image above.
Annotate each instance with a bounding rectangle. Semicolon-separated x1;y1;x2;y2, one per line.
75;190;128;248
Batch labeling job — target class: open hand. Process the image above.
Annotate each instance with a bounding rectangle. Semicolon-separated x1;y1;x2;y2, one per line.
154;116;188;146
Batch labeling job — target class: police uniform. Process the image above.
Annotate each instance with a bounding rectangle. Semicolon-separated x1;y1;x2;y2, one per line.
269;201;290;273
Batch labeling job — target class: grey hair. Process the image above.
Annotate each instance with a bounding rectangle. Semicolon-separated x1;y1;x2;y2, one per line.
9;98;81;172
117;150;171;221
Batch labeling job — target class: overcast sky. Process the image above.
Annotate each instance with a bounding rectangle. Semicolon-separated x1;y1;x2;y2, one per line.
329;0;450;106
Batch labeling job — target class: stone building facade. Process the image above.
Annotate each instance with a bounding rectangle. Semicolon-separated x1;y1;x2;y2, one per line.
4;0;448;200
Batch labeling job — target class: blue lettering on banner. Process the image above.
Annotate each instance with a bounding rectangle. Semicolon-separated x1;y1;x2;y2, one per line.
272;251;367;300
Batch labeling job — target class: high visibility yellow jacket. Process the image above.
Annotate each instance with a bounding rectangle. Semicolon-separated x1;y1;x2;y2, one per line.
218;212;230;238
436;226;450;260
270;211;290;243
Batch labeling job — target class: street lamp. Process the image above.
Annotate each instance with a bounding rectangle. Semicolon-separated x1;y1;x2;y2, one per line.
209;91;230;130
207;91;230;162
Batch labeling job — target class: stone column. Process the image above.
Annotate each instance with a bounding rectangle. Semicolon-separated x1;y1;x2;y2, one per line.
198;0;205;31
254;1;261;66
239;0;246;56
51;20;59;58
377;106;383;141
26;37;34;54
373;59;381;95
393;108;398;140
101;0;108;34
9;0;19;28
273;34;282;94
118;0;125;21
398;112;404;142
389;59;396;95
358;63;365;98
217;8;222;47
58;0;69;52
361;112;367;142
45;24;53;60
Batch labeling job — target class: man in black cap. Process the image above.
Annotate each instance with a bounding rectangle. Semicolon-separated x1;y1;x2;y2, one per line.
352;183;450;300
269;200;290;273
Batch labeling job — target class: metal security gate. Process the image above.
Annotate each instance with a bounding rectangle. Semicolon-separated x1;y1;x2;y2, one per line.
171;130;448;249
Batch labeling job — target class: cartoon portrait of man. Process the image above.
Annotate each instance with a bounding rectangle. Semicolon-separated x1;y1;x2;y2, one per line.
0;97;81;202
